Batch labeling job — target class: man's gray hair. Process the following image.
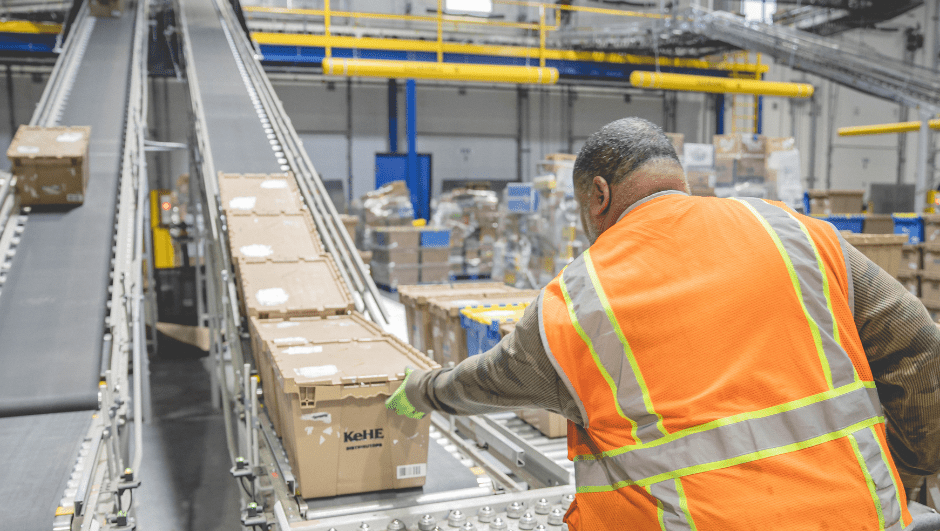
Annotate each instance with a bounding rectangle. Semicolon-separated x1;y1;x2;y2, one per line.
573;117;681;196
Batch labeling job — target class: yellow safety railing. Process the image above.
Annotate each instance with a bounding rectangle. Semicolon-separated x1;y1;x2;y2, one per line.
244;1;768;84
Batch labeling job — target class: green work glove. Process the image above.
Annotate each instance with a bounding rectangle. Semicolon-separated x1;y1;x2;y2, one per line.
386;368;425;419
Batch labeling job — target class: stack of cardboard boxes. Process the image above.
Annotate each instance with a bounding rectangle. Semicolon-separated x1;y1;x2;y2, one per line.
369;226;452;289
895;217;940;321
220;172;439;498
397;283;566;438
432;188;499;279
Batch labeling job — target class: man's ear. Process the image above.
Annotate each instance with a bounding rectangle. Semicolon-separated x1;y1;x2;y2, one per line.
592;175;611;216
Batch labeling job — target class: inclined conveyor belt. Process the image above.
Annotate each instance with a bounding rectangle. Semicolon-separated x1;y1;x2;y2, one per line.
0;12;135;418
182;0;281;174
0;7;135;529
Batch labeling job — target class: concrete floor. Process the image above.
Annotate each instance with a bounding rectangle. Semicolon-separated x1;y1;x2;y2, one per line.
135;338;242;531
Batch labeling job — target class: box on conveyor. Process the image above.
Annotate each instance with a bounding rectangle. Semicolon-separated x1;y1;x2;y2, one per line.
425;292;537;366
863;214;895;235
7;125;91;206
249;313;385;435
900;245;923;276
238;256;354;319
269;336;439;499
90;0;122;16
218;173;304;215
923;244;940;274
841;233;907;279
517;409;567;438
924;215;940;244
398;282;520;353
226;212;323;267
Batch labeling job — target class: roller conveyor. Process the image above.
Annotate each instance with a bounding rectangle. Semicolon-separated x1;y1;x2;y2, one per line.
0;13;135;418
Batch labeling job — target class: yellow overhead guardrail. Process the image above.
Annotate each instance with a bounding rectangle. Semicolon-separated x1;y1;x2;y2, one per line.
246;0;769;84
0;20;62;34
322;57;558;83
631;71;814;98
838;119;940;136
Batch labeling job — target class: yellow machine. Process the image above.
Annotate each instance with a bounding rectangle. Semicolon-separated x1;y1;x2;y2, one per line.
150;189;176;269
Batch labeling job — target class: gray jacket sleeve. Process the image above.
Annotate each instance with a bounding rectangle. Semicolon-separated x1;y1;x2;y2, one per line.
847;244;940;487
405;299;586;425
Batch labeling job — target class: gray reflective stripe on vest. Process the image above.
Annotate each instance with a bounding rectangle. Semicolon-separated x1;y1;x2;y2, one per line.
836;231;856;318
649;479;697;530
573;384;881;490
856;426;906;528
537;290;591;430
561;257;666;442
734;197;858;389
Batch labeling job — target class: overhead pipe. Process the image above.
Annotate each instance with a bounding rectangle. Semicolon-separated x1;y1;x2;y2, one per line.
322;58;559;85
630;71;814;98
838;119;940;137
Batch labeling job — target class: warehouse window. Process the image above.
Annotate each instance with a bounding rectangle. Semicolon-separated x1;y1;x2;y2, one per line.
743;0;776;23
445;0;493;14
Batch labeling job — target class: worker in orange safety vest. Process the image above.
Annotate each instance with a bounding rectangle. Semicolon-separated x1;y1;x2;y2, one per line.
387;117;940;530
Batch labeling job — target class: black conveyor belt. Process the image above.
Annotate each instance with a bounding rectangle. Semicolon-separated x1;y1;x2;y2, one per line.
0;13;134;418
183;0;280;174
0;412;91;528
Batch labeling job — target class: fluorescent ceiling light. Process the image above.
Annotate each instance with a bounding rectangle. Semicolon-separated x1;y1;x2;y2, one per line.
445;0;493;14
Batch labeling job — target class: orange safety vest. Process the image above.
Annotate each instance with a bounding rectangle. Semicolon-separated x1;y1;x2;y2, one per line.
540;191;911;530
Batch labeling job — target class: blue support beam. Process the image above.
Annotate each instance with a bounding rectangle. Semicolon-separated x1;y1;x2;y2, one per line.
388;79;398;153
406;79;418;218
716;93;725;135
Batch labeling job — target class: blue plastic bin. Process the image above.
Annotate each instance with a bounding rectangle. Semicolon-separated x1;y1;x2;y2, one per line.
460;314;501;357
821;215;865;233
420;228;451;248
894;214;925;244
506;183;539;213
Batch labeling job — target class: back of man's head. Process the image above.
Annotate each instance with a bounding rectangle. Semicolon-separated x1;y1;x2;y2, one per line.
573;117;682;198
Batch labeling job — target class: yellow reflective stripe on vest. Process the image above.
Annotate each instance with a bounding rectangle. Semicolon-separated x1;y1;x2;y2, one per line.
730;197;858;389
574;382;881;491
849;433;887;530
558;264;639;434
577;416;883;493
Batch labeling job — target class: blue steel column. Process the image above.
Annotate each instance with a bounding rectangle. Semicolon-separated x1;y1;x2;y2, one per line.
406;79;418;218
716;93;725;135
388;79;398;153
757;96;763;134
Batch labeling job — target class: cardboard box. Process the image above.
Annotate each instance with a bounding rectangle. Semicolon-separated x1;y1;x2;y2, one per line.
808;190;831;216
371;262;420;289
765;136;796;154
517;409;567;438
420;264;451;284
372;248;420;266
89;0;122;16
7;125;91;206
218;173;303;215
828;190;865;214
270;337;439;498
713;134;742;156
923;215;940;243
250;313;385;435
339;214;358;242
736;156;766;182
715;157;735;186
926;304;940;323
372;227;421;249
420;248;450;264
429;292;539;367
900;245;923;274
398;282;518;353
227;213;322;265
841;234;907;278
666;132;684;157
686;170;716;188
920;270;940;305
863;214;895;235
897;272;920;297
923;244;940;274
239;257;355;319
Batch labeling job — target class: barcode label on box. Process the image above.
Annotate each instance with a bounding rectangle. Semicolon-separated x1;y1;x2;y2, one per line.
397;463;427;480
